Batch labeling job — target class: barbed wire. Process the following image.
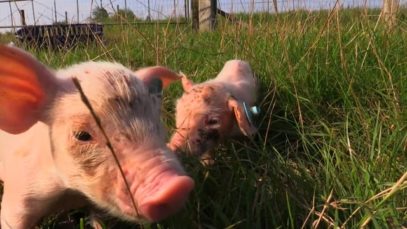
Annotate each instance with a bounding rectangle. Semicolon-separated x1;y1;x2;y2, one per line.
0;8;18;24
0;0;399;30
0;1;29;23
33;0;72;19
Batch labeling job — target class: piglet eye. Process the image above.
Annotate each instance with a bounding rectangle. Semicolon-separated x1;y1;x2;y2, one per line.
205;117;219;126
74;131;92;141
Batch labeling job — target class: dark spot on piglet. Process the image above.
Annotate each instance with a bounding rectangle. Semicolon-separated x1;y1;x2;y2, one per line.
198;128;220;141
203;97;211;104
206;129;220;141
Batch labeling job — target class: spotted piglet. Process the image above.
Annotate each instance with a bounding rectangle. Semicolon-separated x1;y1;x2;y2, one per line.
168;60;259;162
0;45;194;228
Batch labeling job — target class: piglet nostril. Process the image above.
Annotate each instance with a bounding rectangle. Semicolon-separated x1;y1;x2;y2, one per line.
138;176;194;222
194;138;202;144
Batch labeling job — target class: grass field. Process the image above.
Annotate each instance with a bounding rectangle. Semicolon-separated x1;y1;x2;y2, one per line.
1;7;406;228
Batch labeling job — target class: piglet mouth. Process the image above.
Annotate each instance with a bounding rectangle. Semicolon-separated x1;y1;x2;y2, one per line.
168;132;186;153
168;134;203;156
137;172;195;222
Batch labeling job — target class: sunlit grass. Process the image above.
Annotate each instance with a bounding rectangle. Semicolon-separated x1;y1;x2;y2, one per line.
2;7;406;228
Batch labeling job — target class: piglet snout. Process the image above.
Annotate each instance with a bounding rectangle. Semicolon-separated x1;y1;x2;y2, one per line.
138;174;194;221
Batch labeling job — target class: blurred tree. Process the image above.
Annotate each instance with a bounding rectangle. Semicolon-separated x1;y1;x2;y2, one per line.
112;9;138;21
92;7;109;22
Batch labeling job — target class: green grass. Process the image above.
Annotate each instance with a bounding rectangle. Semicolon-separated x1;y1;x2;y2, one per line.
2;7;407;228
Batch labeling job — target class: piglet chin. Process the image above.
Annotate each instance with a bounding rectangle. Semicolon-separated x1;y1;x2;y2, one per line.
138;175;195;221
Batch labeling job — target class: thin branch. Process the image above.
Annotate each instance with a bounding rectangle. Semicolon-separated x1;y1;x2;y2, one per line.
72;77;139;217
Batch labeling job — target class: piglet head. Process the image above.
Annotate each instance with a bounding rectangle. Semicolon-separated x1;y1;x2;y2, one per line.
168;74;256;156
0;45;194;223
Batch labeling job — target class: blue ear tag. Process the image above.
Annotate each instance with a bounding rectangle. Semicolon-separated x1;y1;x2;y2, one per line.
243;102;260;126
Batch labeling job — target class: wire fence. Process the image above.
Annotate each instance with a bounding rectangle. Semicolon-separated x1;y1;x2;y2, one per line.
0;0;406;32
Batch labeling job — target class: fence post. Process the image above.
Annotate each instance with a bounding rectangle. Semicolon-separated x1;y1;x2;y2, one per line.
147;0;151;21
381;0;399;27
185;0;190;20
198;0;216;31
54;0;57;23
272;0;278;13
31;0;36;25
173;0;177;18
191;0;199;30
9;1;15;32
76;0;79;23
19;10;26;26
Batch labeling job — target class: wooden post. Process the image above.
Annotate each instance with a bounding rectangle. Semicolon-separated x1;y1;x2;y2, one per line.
191;0;199;30
198;0;216;31
65;11;68;23
116;4;122;20
185;0;190;20
174;0;177;18
147;0;151;21
272;0;278;13
382;0;399;27
19;10;26;26
54;0;57;23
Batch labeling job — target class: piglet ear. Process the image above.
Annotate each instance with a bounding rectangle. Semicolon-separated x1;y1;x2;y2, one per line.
147;78;163;95
0;45;57;134
228;97;257;137
134;66;181;89
181;73;194;91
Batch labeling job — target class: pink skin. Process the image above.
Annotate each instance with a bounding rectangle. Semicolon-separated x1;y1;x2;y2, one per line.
0;45;194;228
168;60;258;157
